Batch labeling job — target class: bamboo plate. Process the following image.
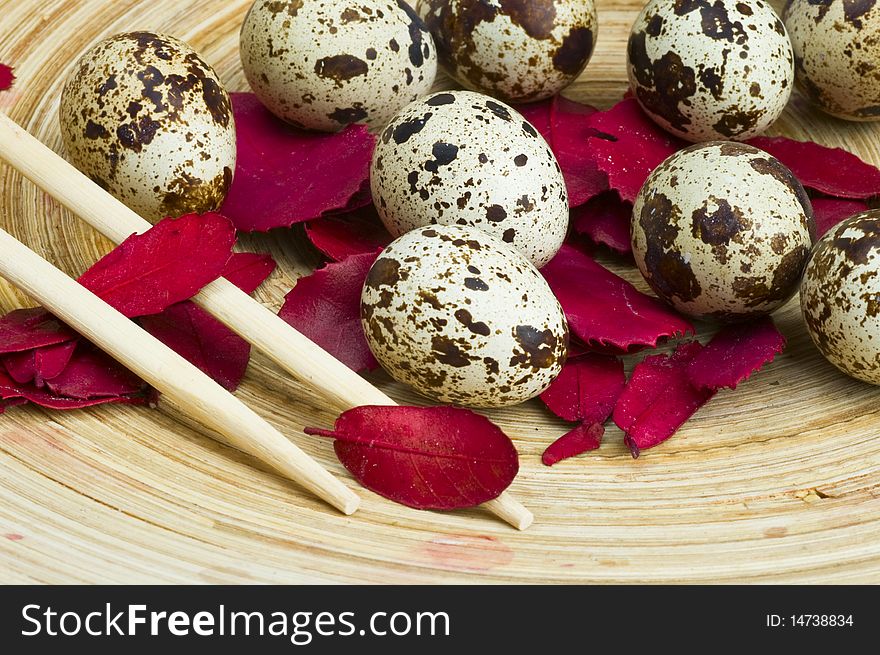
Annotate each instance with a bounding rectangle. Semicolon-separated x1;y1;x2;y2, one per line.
1;0;879;584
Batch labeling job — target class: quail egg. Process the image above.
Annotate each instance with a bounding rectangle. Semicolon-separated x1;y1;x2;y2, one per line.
240;0;438;131
59;32;235;221
371;90;569;267
361;224;568;407
802;210;880;384
627;0;794;142
632;142;814;320
784;0;880;120
417;0;598;103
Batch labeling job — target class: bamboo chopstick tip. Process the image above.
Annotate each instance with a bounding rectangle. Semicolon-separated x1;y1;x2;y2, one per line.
338;491;361;516
514;509;534;531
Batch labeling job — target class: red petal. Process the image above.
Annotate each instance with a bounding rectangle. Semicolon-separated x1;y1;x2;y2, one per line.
811;198;870;238
570;191;633;255
540;353;625;424
3;340;77;387
613;341;715;457
0;367;145;410
541;244;694;352
686;316;786;391
0;308;75;354
278;251;380;372
518;95;608;207
77;213;236;318
747;136;880;199
585;98;687;202
304;205;393;262
44;344;144;399
542;422;604;466
305;405;519;510
220;93;375;231
0;63;14;91
221;252;276;294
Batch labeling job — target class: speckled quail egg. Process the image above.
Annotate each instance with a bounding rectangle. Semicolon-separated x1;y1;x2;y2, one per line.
371;90;568;267
416;0;598;103
59;32;235;221
627;0;794;142
361;224;568;407
239;0;437;132
784;0;880;121
802;211;880;385
632;142;814;320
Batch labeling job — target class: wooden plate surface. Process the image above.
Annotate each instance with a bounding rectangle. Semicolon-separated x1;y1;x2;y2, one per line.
1;0;879;583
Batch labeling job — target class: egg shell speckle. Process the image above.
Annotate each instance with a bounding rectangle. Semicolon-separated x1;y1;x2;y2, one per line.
417;0;598;103
361;224;568;408
802;211;880;385
240;0;438;132
632;141;814;320
371;90;569;267
627;0;794;142
59;32;235;221
784;0;880;121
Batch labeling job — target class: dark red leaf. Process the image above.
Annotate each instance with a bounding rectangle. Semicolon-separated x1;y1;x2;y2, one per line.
304;205;393;262
44;344;144;399
0;308;75;354
539;353;624;466
305;405;519;510
585;98;687;202
0;63;14;91
140;303;249;392
138;250;274;391
278;251;380;372
0;368;145;410
540;353;626;424
812;198;870;238
541;244;694;352
747;136;880;199
77;213;236;318
220;93;375;231
3;340;77;387
542;422;604;466
518;95;608;207
570;192;633;255
613;341;715;457
686;316;786;391
221;252;276;294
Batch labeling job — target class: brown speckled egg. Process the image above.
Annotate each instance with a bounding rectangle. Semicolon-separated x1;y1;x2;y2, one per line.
627;0;794;142
784;0;880;121
59;32;235;221
240;0;437;132
361;224;568;408
632;142;814;321
371;90;568;267
802;211;880;385
416;0;598;103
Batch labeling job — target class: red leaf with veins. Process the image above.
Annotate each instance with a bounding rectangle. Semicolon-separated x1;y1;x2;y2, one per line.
77;213;236;318
3;340;77;387
305;405;519;510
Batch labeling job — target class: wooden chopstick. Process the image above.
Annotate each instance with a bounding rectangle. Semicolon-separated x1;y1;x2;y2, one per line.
0;112;534;530
0;226;360;515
